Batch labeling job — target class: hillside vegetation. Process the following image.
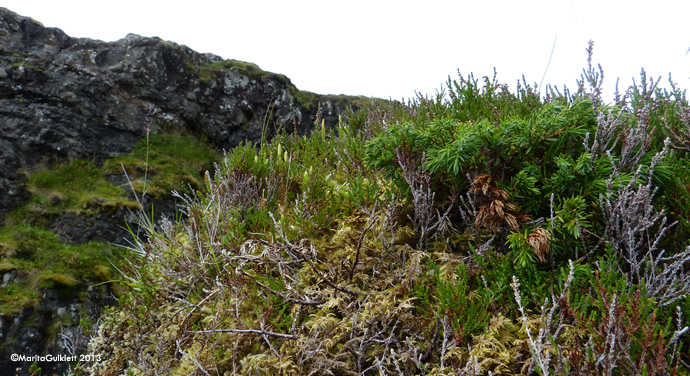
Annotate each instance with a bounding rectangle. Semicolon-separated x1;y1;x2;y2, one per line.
77;47;690;375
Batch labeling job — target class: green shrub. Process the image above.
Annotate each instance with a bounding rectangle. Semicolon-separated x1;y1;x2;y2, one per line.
74;49;690;375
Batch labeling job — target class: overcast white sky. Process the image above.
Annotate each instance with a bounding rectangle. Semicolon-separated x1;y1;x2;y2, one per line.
4;1;689;101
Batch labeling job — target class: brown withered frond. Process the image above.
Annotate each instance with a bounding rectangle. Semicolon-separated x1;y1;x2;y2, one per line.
469;173;508;200
490;200;504;217
516;213;532;224
470;173;493;196
470;173;531;233
505;213;519;231
527;227;551;263
476;204;502;233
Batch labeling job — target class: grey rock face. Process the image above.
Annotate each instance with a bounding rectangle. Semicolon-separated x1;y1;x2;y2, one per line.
0;7;365;218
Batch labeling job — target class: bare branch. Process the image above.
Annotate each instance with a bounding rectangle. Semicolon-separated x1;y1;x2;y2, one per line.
191;328;299;340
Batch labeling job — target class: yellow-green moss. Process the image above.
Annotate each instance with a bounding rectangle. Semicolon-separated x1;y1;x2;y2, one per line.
0;261;16;273
91;265;112;283
41;273;79;288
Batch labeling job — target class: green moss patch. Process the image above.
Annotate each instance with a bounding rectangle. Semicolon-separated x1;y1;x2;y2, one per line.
0;225;124;314
0;279;40;315
26;160;128;211
104;131;220;198
40;273;78;288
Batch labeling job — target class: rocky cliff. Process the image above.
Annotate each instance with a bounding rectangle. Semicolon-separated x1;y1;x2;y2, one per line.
0;7;368;375
0;7;366;218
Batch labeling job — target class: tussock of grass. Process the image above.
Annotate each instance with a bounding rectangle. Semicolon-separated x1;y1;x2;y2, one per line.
0;280;39;315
